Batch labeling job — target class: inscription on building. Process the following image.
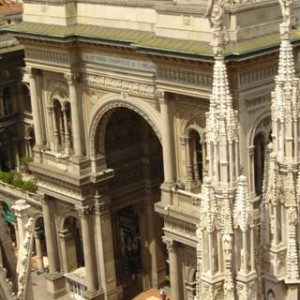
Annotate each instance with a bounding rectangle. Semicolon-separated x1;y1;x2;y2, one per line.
81;53;156;73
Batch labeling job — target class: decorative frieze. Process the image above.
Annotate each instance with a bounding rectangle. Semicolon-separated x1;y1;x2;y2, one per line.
165;216;196;240
240;65;277;86
157;66;212;87
25;48;70;64
82;74;155;98
245;95;271;114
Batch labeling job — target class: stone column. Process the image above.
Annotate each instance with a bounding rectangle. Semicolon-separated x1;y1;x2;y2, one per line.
58;229;71;273
65;74;83;157
185;137;193;191
42;196;66;298
159;92;175;184
94;197;117;299
78;205;97;293
164;238;180;300
34;229;45;272
42;197;59;273
27;67;43;147
62;107;71;155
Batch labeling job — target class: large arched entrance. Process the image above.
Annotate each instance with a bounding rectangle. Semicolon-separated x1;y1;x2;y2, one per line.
103;107;166;298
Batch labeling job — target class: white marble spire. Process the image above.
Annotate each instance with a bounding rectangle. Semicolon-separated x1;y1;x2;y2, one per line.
262;0;300;293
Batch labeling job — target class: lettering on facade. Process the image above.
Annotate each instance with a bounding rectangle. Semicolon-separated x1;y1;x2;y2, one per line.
81;52;156;73
82;74;155;98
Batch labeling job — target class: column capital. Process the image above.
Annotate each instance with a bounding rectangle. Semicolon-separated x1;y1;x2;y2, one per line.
39;193;50;206
25;66;39;78
58;229;73;242
65;73;79;85
247;146;255;155
34;228;44;239
157;90;173;103
94;202;110;215
77;205;94;217
163;237;178;253
12;199;31;218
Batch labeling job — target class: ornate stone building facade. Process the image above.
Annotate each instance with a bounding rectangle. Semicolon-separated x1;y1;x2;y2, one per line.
0;0;33;172
3;0;300;299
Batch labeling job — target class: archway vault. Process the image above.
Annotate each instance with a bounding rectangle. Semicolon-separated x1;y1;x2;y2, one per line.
89;94;162;159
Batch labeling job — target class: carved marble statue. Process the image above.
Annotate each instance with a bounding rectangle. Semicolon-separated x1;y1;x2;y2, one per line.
205;0;226;56
279;0;292;37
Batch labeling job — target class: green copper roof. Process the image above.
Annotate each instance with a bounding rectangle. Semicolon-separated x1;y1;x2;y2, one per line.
4;22;300;58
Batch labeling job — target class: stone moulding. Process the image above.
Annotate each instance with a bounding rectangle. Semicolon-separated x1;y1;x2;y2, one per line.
25;48;71;64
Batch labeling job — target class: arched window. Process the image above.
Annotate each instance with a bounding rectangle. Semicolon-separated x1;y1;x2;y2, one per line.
23;85;32;113
53;100;64;149
52;100;72;154
254;132;267;195
186;129;203;191
2;87;13;115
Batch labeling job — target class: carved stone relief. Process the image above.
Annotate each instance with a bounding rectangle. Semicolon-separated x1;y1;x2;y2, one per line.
82;74;155;98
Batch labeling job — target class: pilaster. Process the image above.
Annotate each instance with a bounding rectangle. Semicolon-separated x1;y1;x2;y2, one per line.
163;237;181;300
94;195;117;300
159;91;176;185
77;205;97;294
65;73;83;157
26;67;43;147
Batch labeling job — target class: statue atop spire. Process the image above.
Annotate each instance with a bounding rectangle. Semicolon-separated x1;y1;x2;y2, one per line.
205;0;226;57
279;0;292;38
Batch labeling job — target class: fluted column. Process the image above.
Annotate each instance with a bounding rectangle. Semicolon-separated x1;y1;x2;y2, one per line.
164;238;180;300
27;67;43;147
78;205;97;293
42;197;59;273
159;92;175;183
65;74;82;156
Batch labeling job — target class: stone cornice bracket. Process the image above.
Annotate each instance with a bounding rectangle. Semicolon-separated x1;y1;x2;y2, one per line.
205;0;226;58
